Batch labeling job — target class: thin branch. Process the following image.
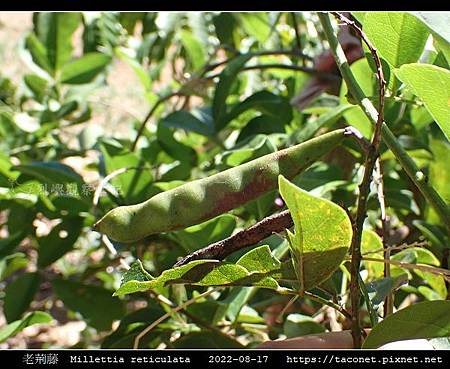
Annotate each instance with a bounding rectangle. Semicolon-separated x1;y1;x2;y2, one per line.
322;12;386;349
206;64;338;81
242;64;337;79
303;291;352;320
93;166;153;207
344;126;371;153
131;91;182;152
133;288;220;349
149;291;233;342
174;210;293;267
202;49;314;74
275;295;299;323
361;240;429;256
361;257;450;282
279;288;352;320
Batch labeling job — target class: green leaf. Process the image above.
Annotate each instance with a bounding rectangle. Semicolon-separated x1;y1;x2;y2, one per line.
361;229;384;279
100;139;154;203
237;115;286;143
0;231;27;259
78;124;104;151
365;274;408;310
173;331;245;348
114;245;286;296
212;54;252;131
236;245;281;273
363;300;450;348
115;47;152;94
412;12;450;64
24;34;53;75
60;53;111;84
225;90;293;127
121;260;154;284
160;109;215;137
395;64;450;141
172;214;236;252
216;237;289;324
37;217;84;268
0;311;52;343
119;12;145;34
393;247;447;299
283;313;326;338
23;74;49;101
213;13;236;47
180;29;206;71
13;161;84;186
296;104;353;142
52;278;125;331
427;139;450;224
101;305;166;348
278;175;352;292
218;134;276;167
364;12;429;68
236;13;271;44
34;12;81;72
156;125;198;166
340;58;376;138
0;253;28;281
413;220;448;258
4;272;41;322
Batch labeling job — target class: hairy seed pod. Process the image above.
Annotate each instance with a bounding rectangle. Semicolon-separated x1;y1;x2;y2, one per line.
94;129;346;242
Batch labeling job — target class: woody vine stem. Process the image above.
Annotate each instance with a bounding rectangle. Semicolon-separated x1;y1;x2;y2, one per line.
331;12;386;348
319;12;450;347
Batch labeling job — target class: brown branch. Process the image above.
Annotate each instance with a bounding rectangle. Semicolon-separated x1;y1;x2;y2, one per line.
202;49;314;74
173;210;293;267
361;240;429;256
206;64;338;81
331;11;386;348
361;257;450;282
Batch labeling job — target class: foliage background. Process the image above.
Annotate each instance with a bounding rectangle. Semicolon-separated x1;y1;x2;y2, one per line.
0;12;449;349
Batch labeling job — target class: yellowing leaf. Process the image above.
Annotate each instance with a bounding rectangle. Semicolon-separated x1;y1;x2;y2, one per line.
278;175;352;292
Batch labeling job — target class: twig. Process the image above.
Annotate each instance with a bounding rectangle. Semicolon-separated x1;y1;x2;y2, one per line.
343;126;371;153
174;210;293;267
275;295;299;323
323;12;386;348
131;91;182;152
361;240;429;256
279;288;352;320
202;49;314;74
93;166;153;207
303;291;352;320
207;64;337;81
361;257;450;282
133;288;220;349
149;291;233;342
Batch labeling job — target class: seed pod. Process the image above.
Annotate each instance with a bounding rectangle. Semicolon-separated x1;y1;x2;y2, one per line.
95;129;346;242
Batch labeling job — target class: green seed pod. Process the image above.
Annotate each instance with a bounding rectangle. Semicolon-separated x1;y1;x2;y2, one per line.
95;129;346;242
